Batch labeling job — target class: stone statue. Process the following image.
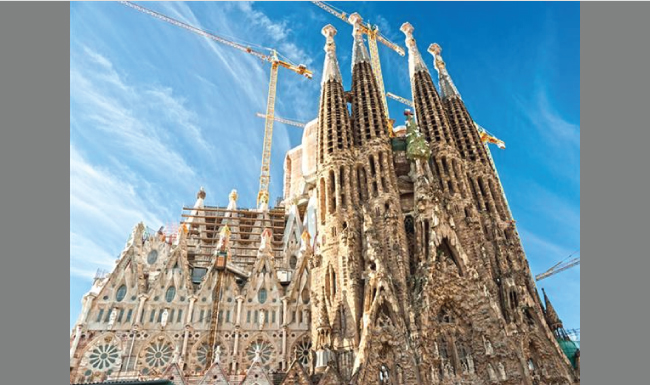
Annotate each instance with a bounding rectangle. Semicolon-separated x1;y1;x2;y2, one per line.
468;353;475;374
433;342;439;359
214;345;222;364
107;309;117;329
487;364;497;381
498;362;507;380
484;335;494;355
258;310;265;330
161;308;169;328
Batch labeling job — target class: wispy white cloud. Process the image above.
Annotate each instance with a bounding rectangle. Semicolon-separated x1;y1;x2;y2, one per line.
70;144;167;279
71;46;202;184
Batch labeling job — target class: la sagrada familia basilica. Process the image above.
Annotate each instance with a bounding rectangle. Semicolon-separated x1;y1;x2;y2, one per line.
70;17;580;385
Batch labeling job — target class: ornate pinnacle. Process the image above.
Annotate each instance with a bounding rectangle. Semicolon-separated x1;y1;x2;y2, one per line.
321;24;342;84
322;24;337;52
229;189;238;202
350;12;370;66
428;43;461;99
197;186;206;199
400;22;428;76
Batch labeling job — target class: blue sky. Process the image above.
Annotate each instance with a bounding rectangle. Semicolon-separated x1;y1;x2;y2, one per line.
70;1;580;332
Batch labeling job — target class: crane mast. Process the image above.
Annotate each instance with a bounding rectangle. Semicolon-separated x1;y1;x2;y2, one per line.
120;1;312;210
120;0;312;366
311;1;405;137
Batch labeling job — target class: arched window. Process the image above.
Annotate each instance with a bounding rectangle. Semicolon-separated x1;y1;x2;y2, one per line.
289;255;298;269
116;284;127;302
258;288;267;304
165;286;176;303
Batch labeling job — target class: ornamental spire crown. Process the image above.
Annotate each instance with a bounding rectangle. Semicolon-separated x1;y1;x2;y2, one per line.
321;25;342;85
429;43;462;99
350;13;371;67
400;22;429;77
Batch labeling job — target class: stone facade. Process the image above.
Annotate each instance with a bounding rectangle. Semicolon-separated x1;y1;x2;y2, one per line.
70;22;578;385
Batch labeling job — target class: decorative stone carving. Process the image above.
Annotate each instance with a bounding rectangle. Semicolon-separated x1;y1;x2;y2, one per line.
107;309;117;329
161;308;169;328
498;362;507;380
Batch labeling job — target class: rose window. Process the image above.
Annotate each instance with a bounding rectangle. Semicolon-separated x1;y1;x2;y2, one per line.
196;343;211;366
294;339;312;366
144;340;173;369
88;343;120;371
246;340;274;365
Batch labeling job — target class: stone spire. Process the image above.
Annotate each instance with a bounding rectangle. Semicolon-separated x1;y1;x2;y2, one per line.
400;22;429;77
428;42;490;165
542;288;563;331
399;24;454;146
349;13;370;67
429;43;461;100
350;13;390;144
317;24;353;162
321;25;342;85
317;292;331;330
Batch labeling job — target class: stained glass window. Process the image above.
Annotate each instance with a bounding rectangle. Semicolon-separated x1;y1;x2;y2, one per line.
116;285;127;302
165;286;176;302
258;288;267;304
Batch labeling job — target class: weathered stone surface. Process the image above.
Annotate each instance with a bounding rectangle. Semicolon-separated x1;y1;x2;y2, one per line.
70;24;578;385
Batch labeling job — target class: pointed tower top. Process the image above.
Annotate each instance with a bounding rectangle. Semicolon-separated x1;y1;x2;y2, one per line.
317;289;330;329
350;13;370;67
428;43;462;99
400;22;429;76
227;189;238;211
197;186;206;200
321;24;342;85
542;288;563;331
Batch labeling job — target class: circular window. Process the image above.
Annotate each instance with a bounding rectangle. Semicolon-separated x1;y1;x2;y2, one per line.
144;340;173;368
258;288;267;304
116;285;127;302
147;250;158;264
246;340;274;364
165;286;176;303
294;339;312;366
88;343;120;371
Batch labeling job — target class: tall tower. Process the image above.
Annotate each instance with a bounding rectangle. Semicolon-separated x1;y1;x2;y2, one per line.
312;24;362;378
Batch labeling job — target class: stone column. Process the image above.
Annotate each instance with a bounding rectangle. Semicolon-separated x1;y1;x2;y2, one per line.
235;296;244;325
232;326;240;373
77;293;96;325
282;326;288;370
134;294;149;326
70;324;83;362
181;296;197;357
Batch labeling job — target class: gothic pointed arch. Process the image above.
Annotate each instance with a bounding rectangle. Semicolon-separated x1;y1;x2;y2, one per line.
162;363;189;385
76;332;124;382
197;361;229;385
280;359;312;385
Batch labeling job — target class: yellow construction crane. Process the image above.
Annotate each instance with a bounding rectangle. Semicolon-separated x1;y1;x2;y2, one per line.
312;1;405;137
120;1;313;208
385;92;506;149
535;251;581;281
255;112;307;128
